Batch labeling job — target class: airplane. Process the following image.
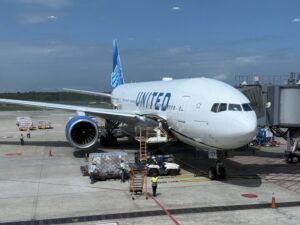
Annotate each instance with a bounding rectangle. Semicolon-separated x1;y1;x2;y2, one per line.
0;39;257;180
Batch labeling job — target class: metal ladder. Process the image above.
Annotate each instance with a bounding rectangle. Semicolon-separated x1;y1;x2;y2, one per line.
139;127;148;163
129;127;148;200
129;168;148;200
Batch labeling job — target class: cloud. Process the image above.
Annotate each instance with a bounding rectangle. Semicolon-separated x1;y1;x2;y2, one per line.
0;42;74;58
18;0;71;9
18;14;57;24
171;6;181;11
213;74;227;81
0;41;109;92
18;14;48;24
1;41;299;92
234;56;264;65
48;15;57;20
167;47;191;56
292;18;300;23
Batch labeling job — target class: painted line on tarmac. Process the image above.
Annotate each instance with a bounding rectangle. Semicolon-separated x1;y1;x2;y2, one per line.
177;178;210;183
3;201;300;225
158;178;209;184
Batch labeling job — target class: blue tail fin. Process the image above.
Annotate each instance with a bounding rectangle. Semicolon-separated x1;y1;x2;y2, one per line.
111;39;124;88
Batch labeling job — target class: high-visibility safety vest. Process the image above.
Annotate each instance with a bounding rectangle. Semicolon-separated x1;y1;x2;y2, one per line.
151;177;158;186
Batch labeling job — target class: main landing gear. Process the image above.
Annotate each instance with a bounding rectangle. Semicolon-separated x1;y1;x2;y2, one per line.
100;119;119;147
100;134;117;146
208;150;227;180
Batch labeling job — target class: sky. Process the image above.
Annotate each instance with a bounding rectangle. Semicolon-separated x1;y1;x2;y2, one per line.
0;0;300;92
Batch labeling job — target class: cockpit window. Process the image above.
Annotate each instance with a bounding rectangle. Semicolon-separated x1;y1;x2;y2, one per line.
242;103;253;111
218;103;227;112
229;104;242;111
211;103;219;113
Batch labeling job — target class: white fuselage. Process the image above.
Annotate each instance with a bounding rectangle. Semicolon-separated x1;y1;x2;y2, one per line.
111;77;257;150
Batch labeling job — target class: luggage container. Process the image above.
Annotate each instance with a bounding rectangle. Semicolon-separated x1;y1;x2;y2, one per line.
38;120;53;129
16;117;35;131
80;152;130;180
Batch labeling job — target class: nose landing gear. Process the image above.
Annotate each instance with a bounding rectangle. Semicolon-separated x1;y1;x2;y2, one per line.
208;150;227;180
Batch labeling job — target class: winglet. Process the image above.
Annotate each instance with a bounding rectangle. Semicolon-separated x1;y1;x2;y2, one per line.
111;39;125;88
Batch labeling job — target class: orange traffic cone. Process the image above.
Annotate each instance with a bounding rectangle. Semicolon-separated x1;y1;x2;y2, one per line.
49;149;52;157
271;193;276;208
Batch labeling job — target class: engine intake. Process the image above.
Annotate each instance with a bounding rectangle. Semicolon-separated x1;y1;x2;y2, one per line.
65;116;99;149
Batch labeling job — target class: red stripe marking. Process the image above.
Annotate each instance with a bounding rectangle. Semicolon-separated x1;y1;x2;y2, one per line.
149;193;180;225
241;193;258;198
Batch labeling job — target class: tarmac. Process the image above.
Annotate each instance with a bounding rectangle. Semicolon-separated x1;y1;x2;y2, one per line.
0;110;300;225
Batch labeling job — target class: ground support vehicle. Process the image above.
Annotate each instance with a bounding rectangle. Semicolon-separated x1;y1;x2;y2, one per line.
146;154;180;176
285;139;300;164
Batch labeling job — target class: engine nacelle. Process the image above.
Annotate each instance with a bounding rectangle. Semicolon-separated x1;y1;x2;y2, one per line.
65;115;99;149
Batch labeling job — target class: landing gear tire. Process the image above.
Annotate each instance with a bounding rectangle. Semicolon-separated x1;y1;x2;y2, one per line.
100;135;118;147
287;154;300;164
217;166;226;179
169;169;177;176
292;155;300;164
111;136;118;145
100;135;108;146
208;167;217;180
291;154;300;164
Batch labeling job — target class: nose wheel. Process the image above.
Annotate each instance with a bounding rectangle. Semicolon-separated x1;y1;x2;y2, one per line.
208;150;227;180
208;163;226;180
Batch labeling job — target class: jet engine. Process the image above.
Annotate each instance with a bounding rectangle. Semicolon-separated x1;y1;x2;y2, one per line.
65;115;99;149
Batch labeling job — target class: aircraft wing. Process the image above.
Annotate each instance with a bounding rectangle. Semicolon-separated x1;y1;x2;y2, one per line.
63;88;112;98
0;98;140;123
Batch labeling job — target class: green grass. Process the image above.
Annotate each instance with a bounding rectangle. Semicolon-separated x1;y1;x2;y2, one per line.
0;92;112;111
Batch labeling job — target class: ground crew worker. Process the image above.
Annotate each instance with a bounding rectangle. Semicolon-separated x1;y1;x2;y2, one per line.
151;174;158;197
20;133;24;145
26;128;31;139
89;160;97;184
119;160;126;183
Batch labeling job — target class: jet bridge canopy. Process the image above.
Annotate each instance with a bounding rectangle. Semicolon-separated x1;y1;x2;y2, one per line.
267;86;300;127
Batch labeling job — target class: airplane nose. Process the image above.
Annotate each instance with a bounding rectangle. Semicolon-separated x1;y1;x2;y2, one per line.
236;113;257;143
241;115;257;134
212;112;258;149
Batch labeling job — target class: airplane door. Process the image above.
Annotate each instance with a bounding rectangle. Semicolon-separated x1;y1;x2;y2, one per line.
176;95;191;131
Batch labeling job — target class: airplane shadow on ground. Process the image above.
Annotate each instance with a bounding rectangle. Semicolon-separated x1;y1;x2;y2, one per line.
73;148;105;158
2;139;298;188
234;145;286;159
154;142;300;188
71;140;299;188
0;140;135;158
0;140;70;147
73;140;164;158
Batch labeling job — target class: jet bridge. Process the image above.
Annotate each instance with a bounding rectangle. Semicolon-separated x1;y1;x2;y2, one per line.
266;86;300;128
236;73;300;164
266;85;300;163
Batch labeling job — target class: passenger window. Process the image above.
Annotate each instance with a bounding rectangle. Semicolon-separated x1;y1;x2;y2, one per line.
242;103;253;111
211;103;219;113
229;104;242;111
218;103;227;112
